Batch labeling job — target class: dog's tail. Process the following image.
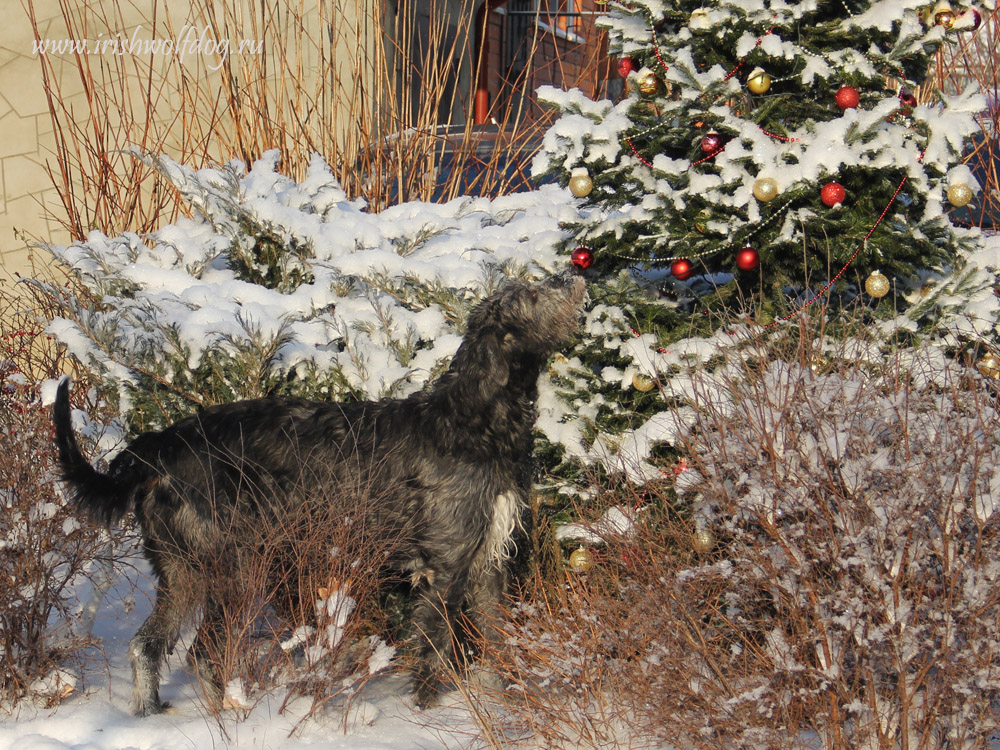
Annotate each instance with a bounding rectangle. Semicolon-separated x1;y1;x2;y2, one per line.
53;378;133;526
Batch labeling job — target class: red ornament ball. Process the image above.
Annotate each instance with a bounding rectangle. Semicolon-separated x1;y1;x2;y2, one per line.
617;56;637;77
736;246;760;271
835;86;860;110
899;89;917;108
964;8;983;30
700;132;722;153
821;182;846;207
670;258;693;280
571;246;594;270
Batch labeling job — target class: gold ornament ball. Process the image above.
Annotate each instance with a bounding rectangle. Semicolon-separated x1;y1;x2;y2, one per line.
633;372;656;392
694;209;711;233
933;0;956;27
865;270;890;299
747;69;771;94
568;547;595;573
638;71;662;96
692;528;715;554
947;182;973;207
935;9;955;27
753;177;779;202
977;352;1000;380
569;168;594;198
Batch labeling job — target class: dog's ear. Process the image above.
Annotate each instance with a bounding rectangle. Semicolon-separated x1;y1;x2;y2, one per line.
471;329;510;400
453;327;510;404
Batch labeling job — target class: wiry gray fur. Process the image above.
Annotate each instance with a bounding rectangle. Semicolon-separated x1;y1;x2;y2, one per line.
53;272;586;715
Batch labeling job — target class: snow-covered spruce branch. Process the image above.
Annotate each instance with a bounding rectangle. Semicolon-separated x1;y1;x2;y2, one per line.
33;150;577;435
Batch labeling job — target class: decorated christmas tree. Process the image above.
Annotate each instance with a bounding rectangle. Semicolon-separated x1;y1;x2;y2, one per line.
531;0;1000;484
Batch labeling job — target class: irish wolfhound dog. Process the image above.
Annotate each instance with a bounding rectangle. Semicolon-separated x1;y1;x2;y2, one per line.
53;272;586;714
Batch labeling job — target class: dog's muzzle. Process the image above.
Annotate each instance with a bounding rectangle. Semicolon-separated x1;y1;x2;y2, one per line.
543;271;589;306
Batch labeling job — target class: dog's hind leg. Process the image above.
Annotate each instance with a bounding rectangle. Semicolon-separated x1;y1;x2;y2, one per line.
130;582;187;716
467;560;505;633
186;595;232;709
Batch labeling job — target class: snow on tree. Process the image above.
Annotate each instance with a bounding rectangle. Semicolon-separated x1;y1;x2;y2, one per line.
533;0;1000;484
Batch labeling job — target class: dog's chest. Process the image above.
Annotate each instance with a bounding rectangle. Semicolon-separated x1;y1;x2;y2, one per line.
482;491;521;566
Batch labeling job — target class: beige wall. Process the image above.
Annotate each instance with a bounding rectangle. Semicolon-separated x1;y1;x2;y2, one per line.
0;0;212;289
0;0;72;285
0;0;389;295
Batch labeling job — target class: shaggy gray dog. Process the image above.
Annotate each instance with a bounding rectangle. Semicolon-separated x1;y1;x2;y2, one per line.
53;272;586;715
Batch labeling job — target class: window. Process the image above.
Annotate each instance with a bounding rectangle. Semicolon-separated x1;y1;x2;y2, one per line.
551;0;580;37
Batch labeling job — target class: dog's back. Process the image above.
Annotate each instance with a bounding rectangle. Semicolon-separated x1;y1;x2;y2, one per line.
56;383;424;541
55;385;331;521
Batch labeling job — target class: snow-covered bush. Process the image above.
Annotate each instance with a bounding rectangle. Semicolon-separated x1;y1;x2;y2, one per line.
672;351;1000;748
30;149;576;435
493;332;1000;748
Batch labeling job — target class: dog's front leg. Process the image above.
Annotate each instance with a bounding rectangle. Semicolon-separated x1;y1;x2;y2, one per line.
410;570;466;708
463;561;507;693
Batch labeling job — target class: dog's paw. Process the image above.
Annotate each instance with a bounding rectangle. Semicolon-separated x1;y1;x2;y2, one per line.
412;667;442;710
133;699;168;717
413;686;440;710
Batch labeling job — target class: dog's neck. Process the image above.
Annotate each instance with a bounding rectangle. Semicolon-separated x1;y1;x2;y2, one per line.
430;351;546;459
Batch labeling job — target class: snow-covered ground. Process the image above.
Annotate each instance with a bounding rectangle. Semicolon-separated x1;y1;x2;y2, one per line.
0;555;488;750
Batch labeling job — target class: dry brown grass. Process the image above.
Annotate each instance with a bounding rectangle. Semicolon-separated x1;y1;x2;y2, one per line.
0;279;123;709
473;317;1000;749
178;475;408;729
26;0;610;241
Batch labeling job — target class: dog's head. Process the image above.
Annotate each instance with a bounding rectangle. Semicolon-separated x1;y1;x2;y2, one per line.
473;272;586;350
453;272;587;400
